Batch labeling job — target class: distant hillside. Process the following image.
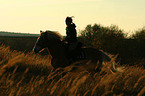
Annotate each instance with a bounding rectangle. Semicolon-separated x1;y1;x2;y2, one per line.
0;31;39;37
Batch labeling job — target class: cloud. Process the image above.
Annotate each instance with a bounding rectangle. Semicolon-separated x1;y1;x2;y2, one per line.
56;0;102;3
0;0;103;8
59;0;102;2
39;0;103;5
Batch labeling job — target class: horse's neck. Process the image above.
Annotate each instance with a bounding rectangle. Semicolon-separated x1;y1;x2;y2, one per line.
48;41;66;58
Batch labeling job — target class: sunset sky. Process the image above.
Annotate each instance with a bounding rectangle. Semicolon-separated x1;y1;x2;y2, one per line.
0;0;145;35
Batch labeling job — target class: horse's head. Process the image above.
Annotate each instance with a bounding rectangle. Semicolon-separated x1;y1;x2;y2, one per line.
33;31;47;53
33;30;62;53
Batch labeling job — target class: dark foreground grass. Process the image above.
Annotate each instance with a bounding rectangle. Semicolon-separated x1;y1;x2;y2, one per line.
0;45;145;96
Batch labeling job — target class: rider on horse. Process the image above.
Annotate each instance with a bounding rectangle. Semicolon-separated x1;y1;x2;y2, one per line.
64;16;84;60
64;16;77;44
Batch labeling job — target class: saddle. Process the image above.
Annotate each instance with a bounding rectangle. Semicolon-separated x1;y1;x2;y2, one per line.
63;41;85;60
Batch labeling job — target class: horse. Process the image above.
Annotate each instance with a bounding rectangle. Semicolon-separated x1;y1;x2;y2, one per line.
33;30;120;72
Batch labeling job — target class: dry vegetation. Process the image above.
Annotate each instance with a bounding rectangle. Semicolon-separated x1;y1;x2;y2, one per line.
0;45;145;96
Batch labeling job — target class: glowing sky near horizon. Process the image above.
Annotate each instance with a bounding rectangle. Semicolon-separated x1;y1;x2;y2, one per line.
0;0;145;35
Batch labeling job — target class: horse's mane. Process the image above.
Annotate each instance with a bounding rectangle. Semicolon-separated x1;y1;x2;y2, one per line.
41;30;63;41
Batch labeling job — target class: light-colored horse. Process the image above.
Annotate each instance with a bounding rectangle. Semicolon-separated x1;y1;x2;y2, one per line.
33;30;122;72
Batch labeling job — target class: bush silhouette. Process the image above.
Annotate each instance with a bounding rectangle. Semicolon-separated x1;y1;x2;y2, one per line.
79;24;126;52
79;24;145;64
132;27;145;39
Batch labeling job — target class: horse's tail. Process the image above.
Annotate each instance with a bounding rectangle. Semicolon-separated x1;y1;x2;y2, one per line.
101;51;124;73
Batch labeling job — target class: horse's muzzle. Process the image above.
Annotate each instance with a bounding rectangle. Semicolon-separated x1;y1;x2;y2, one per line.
33;46;42;53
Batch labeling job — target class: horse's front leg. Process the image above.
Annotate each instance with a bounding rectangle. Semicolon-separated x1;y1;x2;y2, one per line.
51;58;58;69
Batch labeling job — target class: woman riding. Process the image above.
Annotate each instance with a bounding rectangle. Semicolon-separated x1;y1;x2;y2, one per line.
64;16;77;44
64;16;85;60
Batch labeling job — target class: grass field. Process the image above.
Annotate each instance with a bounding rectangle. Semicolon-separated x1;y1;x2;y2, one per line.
0;45;145;96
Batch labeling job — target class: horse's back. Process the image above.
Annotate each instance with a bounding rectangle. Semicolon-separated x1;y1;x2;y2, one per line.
82;47;102;59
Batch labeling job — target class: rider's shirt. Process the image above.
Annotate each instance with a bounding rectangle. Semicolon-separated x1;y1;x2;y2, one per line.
65;23;77;43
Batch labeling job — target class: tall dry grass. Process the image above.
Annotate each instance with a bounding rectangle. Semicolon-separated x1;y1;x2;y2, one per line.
0;45;145;96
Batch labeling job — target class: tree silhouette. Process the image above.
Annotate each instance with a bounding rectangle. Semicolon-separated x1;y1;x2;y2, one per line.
132;27;145;39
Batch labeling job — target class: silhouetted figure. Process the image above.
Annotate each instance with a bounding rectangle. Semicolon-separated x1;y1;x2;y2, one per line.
63;17;85;60
64;16;77;44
